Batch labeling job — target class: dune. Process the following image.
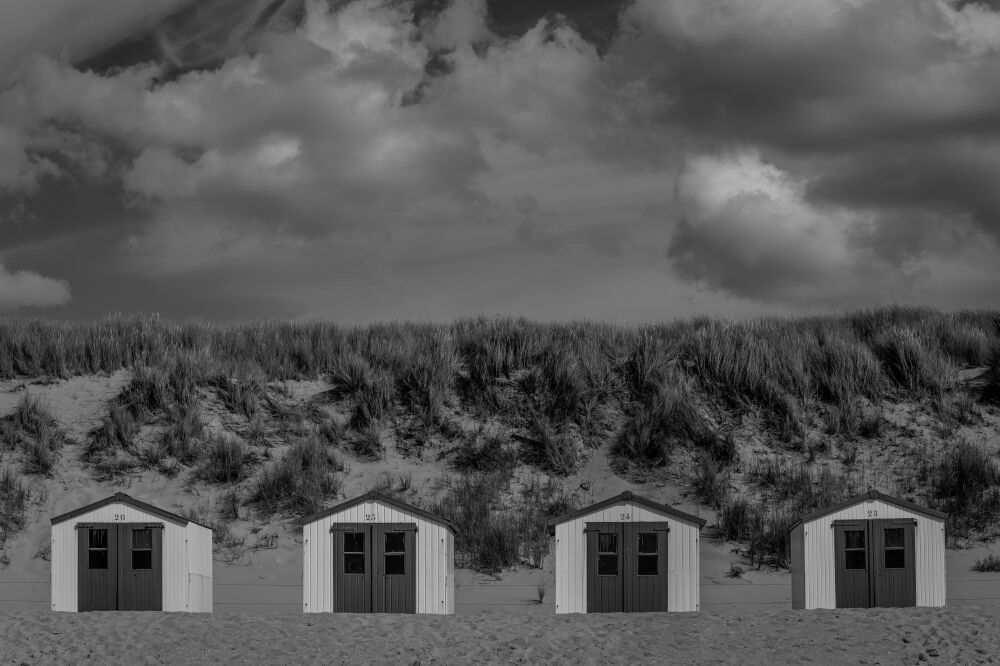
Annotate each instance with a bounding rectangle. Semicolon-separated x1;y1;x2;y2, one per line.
1;606;999;664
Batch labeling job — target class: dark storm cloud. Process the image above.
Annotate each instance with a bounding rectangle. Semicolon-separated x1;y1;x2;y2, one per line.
2;0;1000;318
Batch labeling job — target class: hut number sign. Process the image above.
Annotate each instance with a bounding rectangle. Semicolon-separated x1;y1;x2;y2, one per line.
364;513;378;521
619;512;632;521
113;513;127;521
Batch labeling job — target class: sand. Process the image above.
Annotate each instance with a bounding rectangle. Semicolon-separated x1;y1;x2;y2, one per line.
1;606;999;665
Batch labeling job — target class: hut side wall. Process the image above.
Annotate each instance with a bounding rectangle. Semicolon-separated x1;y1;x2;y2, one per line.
51;502;188;612
790;523;805;610
802;499;946;609
185;522;214;612
302;500;453;614
554;500;701;614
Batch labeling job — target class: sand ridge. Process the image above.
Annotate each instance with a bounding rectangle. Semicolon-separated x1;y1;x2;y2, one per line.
1;606;999;665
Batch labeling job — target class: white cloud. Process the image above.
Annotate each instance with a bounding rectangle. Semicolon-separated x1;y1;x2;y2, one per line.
0;263;70;309
670;152;866;303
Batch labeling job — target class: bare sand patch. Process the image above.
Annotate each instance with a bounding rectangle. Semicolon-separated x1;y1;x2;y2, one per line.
1;606;999;665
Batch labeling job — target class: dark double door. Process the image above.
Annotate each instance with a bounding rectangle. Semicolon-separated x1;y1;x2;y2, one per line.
331;523;416;613
78;523;163;611
834;519;916;608
585;522;669;613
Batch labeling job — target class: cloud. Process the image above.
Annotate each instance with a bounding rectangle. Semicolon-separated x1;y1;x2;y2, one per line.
0;263;70;309
0;0;190;81
669;152;862;303
2;0;1000;317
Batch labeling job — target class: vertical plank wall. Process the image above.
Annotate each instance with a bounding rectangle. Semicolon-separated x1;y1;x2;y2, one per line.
186;523;214;612
302;499;454;614
801;499;946;609
554;501;701;614
51;502;188;612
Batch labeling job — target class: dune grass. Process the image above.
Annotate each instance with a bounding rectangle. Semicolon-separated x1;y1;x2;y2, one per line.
2;306;999;565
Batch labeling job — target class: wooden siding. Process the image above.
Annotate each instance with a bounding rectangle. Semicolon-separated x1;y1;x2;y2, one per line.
790;523;805;609
51;501;211;612
302;498;453;614
185;523;214;612
797;498;945;609
554;500;701;614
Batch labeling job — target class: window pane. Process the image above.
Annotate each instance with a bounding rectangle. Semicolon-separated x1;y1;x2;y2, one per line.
132;550;152;570
344;532;365;553
598;533;617;554
598;554;618;576
884;528;904;549
638;533;657;554
132;529;152;549
844;530;865;550
385;554;405;575
89;529;107;549
845;550;866;570
638;554;658;575
385;532;405;554
89;550;108;570
344;553;365;574
884;548;905;569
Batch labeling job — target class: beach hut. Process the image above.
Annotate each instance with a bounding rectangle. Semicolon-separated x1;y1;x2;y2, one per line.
50;492;213;612
788;490;946;609
301;491;454;614
548;491;706;614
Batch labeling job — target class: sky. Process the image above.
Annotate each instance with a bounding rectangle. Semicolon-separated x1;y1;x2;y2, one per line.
1;0;1000;323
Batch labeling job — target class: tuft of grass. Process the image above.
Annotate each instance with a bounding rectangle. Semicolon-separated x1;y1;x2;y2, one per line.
451;427;518;475
691;454;730;509
923;440;1000;535
871;326;953;396
349;368;396;430
218;488;241;521
613;373;712;467
160;399;204;464
250;433;343;515
972;553;1000;573
352;426;385;459
726;562;745;579
0;467;31;545
1;394;68;475
200;433;256;483
523;417;578;476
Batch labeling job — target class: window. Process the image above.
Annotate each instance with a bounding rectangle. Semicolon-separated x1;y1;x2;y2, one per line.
131;529;153;570
883;528;905;569
637;532;658;575
844;529;866;570
344;532;365;574
598;533;618;576
384;532;405;575
88;529;108;570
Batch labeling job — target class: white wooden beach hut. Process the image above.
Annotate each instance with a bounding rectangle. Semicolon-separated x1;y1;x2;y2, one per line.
50;492;213;612
548;491;706;614
788;490;946;609
301;491;454;614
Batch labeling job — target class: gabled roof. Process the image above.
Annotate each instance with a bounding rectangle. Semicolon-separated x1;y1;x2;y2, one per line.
299;491;455;534
50;492;211;529
547;491;707;535
788;490;947;533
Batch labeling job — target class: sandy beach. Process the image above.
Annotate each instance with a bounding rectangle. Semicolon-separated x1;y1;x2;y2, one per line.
1;606;999;665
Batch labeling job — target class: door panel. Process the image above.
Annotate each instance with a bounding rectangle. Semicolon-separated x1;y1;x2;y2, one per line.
834;522;870;608
871;519;916;608
586;523;624;612
628;524;669;612
834;519;917;609
332;525;371;612
372;524;416;613
117;526;163;611
78;525;118;611
332;523;416;613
